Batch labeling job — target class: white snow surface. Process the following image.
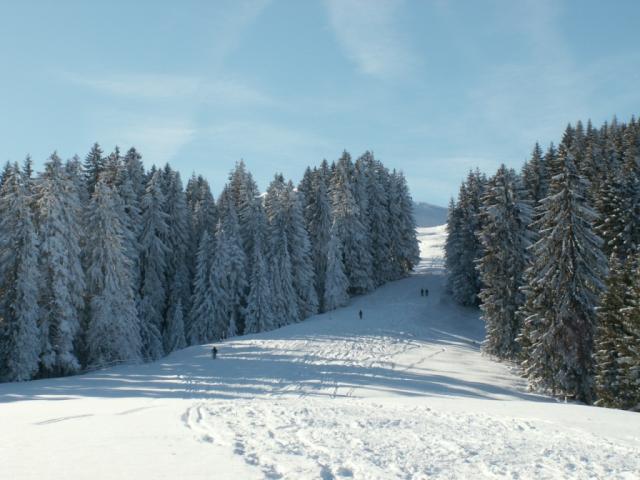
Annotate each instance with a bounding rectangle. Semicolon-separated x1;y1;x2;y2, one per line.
2;225;639;479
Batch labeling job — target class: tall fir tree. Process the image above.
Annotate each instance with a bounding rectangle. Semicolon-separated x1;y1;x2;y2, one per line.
285;182;319;319
445;170;485;306
518;140;606;403
138;170;168;361
323;223;350;311
594;255;634;408
0;164;41;381
36;153;86;376
188;231;216;344
244;233;276;334
476;166;532;359
329;152;374;294
83;142;105;197
265;175;299;326
300;167;333;311
210;193;247;339
163;169;191;351
388;170;420;278
84;179;141;367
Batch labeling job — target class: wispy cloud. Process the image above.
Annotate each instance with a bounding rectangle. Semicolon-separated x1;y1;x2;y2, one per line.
324;0;417;78
119;119;197;167
63;72;200;99
61;71;274;108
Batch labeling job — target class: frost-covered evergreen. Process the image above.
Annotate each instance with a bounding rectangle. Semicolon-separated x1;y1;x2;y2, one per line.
329;152;374;294
188;231;216;344
163;169;191;349
518;140;606;403
300;166;333;311
388;170;420;278
323;224;350;311
84;179;141;368
0;164;41;381
615;261;640;410
285;182;319;319
445;170;485;306
594;255;633;408
210;190;247;339
265;175;299;326
244;233;276;334
521;143;549;205
362;154;393;286
138;170;168;361
0;145;420;383
165;299;187;353
83;142;105;197
36;153;86;376
476;166;532;359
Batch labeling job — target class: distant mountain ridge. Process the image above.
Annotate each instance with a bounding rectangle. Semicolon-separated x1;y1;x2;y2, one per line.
413;202;447;227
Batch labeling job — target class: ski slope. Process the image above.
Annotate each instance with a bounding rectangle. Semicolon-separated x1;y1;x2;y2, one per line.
1;225;639;479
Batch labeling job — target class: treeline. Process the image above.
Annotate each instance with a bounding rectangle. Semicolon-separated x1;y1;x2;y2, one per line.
0;147;419;382
445;116;640;411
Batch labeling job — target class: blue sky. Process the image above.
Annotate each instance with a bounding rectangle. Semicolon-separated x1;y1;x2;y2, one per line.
1;0;639;205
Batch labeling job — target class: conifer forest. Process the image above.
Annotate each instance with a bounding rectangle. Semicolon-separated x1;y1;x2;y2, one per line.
445;116;640;410
0;147;419;382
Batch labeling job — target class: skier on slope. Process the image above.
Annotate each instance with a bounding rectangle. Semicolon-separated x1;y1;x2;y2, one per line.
212;346;218;359
358;310;363;320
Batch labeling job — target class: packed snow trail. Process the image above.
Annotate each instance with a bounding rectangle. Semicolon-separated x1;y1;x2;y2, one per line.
1;225;639;479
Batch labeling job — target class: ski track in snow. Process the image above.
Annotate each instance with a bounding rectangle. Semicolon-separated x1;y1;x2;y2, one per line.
1;225;639;479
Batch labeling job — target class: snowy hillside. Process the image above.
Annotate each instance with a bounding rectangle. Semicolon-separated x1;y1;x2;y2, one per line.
1;225;639;479
413;202;448;227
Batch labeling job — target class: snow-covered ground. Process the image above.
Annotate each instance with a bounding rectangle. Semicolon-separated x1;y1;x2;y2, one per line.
1;225;639;479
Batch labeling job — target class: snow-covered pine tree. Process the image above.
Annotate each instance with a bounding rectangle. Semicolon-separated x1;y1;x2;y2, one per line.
187;231;216;344
613;126;640;257
83;142;105;197
210;189;247;339
186;174;218;241
521;143;548;205
265;174;299;326
0;163;41;381
594;254;634;408
84;178;141;368
186;174;218;300
300;167;333;311
36;153;86;376
388;169;420;279
227;160;261;259
285;181;319;319
362;155;393;286
244;231;276;334
165;299;187;353
445;170;485;306
65;154;88;205
476;165;532;359
444;197;462;290
163;170;191;352
329;152;374;294
101;146;122;186
138;170;169;361
615;258;640;410
117;149;145;309
518;139;606;403
323;223;350;311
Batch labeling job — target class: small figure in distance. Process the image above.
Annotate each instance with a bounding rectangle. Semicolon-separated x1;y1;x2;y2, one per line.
358;309;363;320
425;288;429;297
420;288;424;297
212;346;218;360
